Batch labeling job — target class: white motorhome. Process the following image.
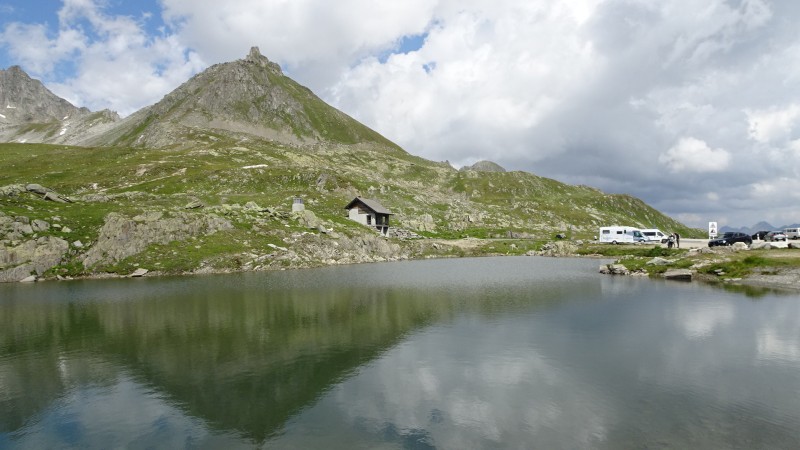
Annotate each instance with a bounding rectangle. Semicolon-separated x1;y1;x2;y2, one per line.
641;229;668;243
598;226;647;244
784;227;799;240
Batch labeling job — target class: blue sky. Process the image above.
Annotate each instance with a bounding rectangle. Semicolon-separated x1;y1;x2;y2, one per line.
1;0;800;228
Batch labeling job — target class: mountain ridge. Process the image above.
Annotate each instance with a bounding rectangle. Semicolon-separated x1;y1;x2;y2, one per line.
720;222;800;235
0;65;120;145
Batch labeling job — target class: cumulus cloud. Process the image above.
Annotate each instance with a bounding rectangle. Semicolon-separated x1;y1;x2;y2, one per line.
159;0;437;90
0;22;86;74
0;0;203;114
2;0;800;227
659;137;730;173
746;104;800;144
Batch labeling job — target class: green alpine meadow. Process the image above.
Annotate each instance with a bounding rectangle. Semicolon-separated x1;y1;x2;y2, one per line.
0;48;717;282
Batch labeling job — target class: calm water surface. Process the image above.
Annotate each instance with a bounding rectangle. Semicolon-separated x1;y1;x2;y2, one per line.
1;256;800;449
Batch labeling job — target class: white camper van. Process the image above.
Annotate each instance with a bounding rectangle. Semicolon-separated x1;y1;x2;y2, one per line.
641;229;668;243
785;228;799;240
599;226;647;244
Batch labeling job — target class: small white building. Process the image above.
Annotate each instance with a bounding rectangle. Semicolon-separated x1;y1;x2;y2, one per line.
291;196;305;212
345;197;393;236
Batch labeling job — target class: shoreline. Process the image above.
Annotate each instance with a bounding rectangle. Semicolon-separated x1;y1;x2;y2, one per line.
8;245;800;295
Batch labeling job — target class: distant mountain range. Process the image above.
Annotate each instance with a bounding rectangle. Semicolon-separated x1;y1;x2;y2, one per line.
720;222;800;235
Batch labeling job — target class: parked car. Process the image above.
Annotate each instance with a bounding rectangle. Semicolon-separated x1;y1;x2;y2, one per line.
641;229;668;243
751;230;770;240
765;231;787;241
785;228;800;240
709;232;752;247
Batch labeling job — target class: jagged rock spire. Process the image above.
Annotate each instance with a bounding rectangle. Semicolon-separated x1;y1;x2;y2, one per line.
244;46;282;73
247;46;263;61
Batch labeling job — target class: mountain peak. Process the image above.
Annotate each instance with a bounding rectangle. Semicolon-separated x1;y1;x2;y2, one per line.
461;160;507;173
86;47;399;149
246;46;264;62
0;65;99;143
243;46;282;74
6;65;26;75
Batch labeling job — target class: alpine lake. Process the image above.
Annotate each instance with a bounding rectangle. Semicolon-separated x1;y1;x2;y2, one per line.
1;256;799;449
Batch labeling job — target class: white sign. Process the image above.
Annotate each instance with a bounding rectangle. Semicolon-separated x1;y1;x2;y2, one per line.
708;221;718;239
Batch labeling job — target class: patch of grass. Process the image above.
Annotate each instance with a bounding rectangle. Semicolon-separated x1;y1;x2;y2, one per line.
577;244;686;258
698;252;800;279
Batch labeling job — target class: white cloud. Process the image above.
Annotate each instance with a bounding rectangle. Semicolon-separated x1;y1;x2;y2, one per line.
659;137;730;173
750;177;800;202
675;301;735;340
758;329;800;363
160;0;436;87
746;104;800;144
3;0;800;226
1;0;203;115
326;1;601;164
0;22;86;74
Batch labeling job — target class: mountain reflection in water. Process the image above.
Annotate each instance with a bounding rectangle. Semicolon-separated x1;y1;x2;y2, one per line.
2;256;800;449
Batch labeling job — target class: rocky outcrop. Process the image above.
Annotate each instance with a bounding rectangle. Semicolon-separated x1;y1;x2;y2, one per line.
253;230;410;270
600;263;630;275
82;211;234;268
0;184;26;197
732;242;749;251
646;257;672;266
663;269;693;281
25;183;72;202
0;236;70;282
404;214;436;232
460;160;506;173
537;241;578;257
293;209;324;230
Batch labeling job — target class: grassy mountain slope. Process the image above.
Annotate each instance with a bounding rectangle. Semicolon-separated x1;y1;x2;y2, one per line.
1;135;697;279
84;47;401;151
1;48;700;280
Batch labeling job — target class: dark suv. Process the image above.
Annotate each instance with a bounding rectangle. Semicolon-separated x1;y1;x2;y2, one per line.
709;232;752;247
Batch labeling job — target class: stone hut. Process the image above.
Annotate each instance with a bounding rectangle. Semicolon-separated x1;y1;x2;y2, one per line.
345;197;393;236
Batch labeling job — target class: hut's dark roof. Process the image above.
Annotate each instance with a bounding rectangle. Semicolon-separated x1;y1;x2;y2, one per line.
344;197;393;215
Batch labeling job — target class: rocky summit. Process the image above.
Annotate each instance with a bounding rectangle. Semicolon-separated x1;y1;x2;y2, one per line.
82;46;397;150
0;48;699;282
0;66;120;145
461;160;507;173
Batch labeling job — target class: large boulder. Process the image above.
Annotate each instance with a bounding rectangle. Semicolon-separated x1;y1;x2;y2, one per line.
538;241;578;257
293;209;323;230
600;263;630;275
732;242;749;251
646;257;672;266
0;236;70;282
664;269;693;281
25;184;50;195
0;185;26;197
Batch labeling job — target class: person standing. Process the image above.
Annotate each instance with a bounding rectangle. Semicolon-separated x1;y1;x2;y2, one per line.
675;232;680;248
667;234;675;249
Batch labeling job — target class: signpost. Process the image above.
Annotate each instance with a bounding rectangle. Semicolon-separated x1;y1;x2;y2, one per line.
708;221;717;239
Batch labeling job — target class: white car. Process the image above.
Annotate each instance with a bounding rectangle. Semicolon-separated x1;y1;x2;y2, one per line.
641;229;668;243
766;231;787;242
